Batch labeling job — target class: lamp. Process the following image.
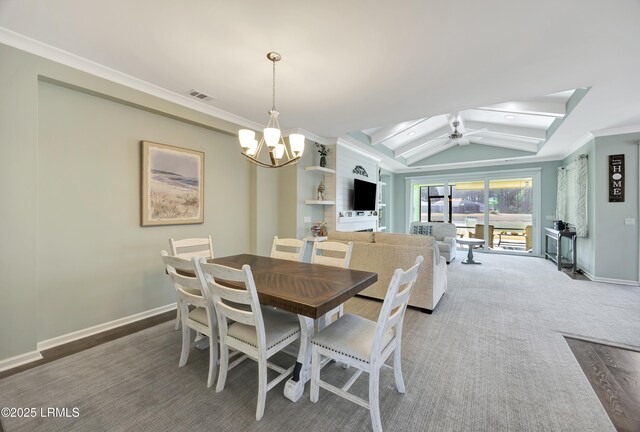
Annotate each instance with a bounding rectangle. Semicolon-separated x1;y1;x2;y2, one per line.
238;52;305;168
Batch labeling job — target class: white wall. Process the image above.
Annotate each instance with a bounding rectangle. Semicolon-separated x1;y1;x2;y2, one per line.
334;141;379;232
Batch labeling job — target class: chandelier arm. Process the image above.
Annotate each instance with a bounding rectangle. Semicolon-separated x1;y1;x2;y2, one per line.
242;153;300;168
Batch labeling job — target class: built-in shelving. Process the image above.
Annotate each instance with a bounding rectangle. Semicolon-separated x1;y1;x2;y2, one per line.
305;200;335;205
305;166;336;174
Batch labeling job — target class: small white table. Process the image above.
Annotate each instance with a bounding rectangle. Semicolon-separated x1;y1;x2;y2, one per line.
458;238;485;264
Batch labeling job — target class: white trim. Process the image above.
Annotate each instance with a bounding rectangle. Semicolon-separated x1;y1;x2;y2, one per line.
283;128;331;145
37;303;176;351
591;124;640;138
337;137;381;162
395;155;560;174
0;27;263;130
561;133;594;159
0;350;43;373
581;269;639;286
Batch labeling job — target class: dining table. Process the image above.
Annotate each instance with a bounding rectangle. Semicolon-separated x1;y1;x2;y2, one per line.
210;253;378;402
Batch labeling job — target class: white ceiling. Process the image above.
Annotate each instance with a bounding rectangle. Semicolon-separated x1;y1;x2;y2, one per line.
2;1;640;171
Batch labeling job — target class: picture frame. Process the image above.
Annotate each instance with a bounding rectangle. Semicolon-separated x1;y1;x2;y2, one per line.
141;141;204;226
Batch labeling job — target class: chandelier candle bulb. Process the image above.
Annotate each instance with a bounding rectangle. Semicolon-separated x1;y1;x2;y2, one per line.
289;134;305;156
263;127;281;147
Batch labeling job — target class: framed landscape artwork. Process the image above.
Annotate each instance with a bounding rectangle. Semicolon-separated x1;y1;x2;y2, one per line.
141;141;204;226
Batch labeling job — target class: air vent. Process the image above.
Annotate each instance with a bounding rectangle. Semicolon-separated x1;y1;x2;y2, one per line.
186;89;213;101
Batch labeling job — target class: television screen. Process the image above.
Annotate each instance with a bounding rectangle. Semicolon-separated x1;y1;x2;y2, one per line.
353;178;377;211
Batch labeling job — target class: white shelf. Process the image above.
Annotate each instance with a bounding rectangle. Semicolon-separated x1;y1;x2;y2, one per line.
378;226;387;231
305;166;336;174
305;200;335;205
378;181;387;186
378;203;386;207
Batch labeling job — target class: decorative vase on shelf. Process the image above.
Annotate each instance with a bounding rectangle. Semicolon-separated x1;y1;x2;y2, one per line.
320;156;326;167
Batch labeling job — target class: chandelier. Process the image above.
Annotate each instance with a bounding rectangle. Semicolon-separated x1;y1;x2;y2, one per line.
238;52;305;168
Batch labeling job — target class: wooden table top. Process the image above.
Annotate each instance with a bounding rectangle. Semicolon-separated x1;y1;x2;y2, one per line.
211;254;378;319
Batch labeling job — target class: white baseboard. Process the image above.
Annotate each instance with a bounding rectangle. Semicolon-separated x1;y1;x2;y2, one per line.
37;303;176;352
0;350;43;373
582;270;639;286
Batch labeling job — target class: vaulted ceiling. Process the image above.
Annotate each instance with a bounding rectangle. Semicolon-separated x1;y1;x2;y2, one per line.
2;1;640;172
356;89;584;169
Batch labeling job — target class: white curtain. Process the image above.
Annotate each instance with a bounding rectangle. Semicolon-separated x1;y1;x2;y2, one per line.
556;167;567;221
575;155;588;237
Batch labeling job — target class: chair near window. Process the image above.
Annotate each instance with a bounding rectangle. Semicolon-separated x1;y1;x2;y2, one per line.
195;259;301;421
525;225;532;251
160;251;218;388
169;236;214;330
310;241;354;326
471;224;495;248
310;256;424;432
270;236;305;261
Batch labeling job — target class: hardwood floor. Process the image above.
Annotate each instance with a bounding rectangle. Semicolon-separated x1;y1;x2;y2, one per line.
566;337;640;432
0;310;175;380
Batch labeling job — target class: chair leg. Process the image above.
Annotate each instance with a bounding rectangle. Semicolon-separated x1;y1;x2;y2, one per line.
310;347;320;403
256;360;268;420
393;343;405;394
174;302;181;331
207;335;218;388
216;344;229;393
369;367;383;432
179;323;191;367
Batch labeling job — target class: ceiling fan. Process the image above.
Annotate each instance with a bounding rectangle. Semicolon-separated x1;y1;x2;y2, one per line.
431;120;487;146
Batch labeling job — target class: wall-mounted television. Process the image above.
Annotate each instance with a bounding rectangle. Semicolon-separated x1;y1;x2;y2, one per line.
353;178;377;211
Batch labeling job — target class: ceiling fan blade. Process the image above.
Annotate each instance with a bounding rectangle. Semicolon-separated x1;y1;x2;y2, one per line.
458;138;470;146
462;127;488;136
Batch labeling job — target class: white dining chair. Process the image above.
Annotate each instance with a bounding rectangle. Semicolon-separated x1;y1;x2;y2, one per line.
310;256;424;432
270;236;305;261
310;240;353;326
161;251;218;387
169;236;214;330
195;258;301;421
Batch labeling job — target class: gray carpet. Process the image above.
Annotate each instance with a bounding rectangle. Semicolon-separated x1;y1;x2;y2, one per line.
1;253;639;431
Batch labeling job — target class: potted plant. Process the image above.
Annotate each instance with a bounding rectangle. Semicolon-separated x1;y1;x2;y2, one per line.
315;143;329;167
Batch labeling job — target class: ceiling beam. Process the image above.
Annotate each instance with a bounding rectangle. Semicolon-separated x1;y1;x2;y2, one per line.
393;126;451;157
469;137;538;153
368;118;428;146
477;100;566;117
464;121;547;140
405;140;457;165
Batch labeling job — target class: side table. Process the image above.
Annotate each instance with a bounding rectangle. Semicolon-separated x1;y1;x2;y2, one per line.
458;238;486;264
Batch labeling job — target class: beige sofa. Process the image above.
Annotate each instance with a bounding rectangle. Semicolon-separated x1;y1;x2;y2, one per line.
327;231;447;312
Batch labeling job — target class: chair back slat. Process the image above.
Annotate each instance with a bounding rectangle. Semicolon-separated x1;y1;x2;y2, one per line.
215;301;256;326
372;256;424;357
170;236;214;259
195;259;267;350
161;251;211;309
270;236;304;262
311;241;353;269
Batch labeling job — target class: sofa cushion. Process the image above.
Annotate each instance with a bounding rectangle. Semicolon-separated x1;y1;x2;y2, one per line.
411;224;433;236
374;232;433;247
328;231;374;243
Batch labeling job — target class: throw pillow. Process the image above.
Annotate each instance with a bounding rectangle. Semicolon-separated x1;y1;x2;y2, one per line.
411;224;432;236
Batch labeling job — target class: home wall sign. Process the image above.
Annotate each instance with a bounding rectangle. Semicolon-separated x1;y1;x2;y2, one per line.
609;154;624;202
352;165;369;177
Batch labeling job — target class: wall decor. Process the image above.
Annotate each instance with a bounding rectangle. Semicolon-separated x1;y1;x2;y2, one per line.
141;141;204;226
608;154;624;202
352;165;369;177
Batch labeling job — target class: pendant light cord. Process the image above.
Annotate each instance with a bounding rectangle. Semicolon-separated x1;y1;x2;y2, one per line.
272;59;277;112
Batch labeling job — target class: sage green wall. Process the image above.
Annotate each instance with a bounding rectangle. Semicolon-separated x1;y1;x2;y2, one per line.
563;134;639;283
0;43;256;361
391;161;562;251
593;133;639;282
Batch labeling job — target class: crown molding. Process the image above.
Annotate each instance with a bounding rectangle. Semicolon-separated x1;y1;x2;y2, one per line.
591;124;640;138
0;27;264;131
337;136;382;162
282;128;331;145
